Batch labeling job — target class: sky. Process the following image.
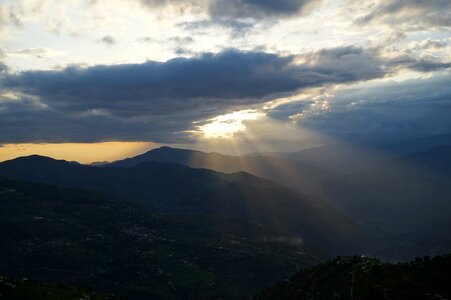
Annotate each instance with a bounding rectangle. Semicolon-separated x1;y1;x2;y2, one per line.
0;0;450;162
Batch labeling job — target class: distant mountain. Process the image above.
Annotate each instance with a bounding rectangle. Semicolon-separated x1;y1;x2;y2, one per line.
90;161;110;166
326;146;451;259
339;146;451;227
253;254;451;300
106;145;451;256
109;146;234;169
392;145;451;177
0;156;365;255
107;146;338;198
274;142;391;174
0;176;321;299
264;134;451;175
381;134;451;156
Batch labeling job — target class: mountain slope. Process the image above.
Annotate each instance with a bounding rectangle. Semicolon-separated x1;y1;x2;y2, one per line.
339;146;451;230
273;143;392;174
381;134;451;156
108;146;338;198
0;277;117;300
392;145;451;177
0;156;365;255
0;176;321;299
320;146;451;259
253;254;451;300
91;144;450;260
273;134;451;174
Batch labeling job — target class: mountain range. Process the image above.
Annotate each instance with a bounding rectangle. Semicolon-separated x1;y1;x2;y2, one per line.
102;143;451;259
0;136;450;298
0;155;365;255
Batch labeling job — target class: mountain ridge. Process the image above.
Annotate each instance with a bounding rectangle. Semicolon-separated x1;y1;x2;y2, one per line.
0;154;366;255
106;146;339;199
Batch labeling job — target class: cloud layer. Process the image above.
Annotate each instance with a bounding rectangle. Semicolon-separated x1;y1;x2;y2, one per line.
137;0;322;19
279;74;451;144
355;0;451;30
208;0;322;18
1;45;450;144
2;47;388;117
0;47;388;143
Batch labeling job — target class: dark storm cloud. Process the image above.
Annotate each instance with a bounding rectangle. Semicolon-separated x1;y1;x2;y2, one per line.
0;89;199;143
0;105;195;143
356;0;451;29
2;48;388;118
0;47;446;143
302;46;386;82
2;50;299;117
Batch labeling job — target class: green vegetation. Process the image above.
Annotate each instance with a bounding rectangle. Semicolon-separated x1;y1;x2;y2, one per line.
254;254;451;300
0;177;317;299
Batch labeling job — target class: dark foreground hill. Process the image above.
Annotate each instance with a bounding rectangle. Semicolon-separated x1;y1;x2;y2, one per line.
253;254;451;300
0;177;320;299
0;276;118;300
0;155;365;255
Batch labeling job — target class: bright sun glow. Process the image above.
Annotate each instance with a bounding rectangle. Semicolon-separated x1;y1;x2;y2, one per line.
198;110;264;139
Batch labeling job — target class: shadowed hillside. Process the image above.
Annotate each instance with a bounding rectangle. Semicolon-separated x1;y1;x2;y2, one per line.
0;155;366;255
309;146;451;259
0;276;118;300
0;176;323;299
253;254;451;300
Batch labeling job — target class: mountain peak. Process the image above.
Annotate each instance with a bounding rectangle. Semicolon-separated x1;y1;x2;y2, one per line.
109;146;204;167
0;155;80;170
156;146;176;150
4;154;58;163
149;146;189;153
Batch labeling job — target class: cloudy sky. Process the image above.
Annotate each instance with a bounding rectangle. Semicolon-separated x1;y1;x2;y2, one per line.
0;0;450;162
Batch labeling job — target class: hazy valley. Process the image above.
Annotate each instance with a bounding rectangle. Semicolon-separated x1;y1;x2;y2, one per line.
0;135;450;298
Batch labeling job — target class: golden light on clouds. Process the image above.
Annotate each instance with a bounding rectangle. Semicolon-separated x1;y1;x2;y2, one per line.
198;110;264;139
0;142;158;164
